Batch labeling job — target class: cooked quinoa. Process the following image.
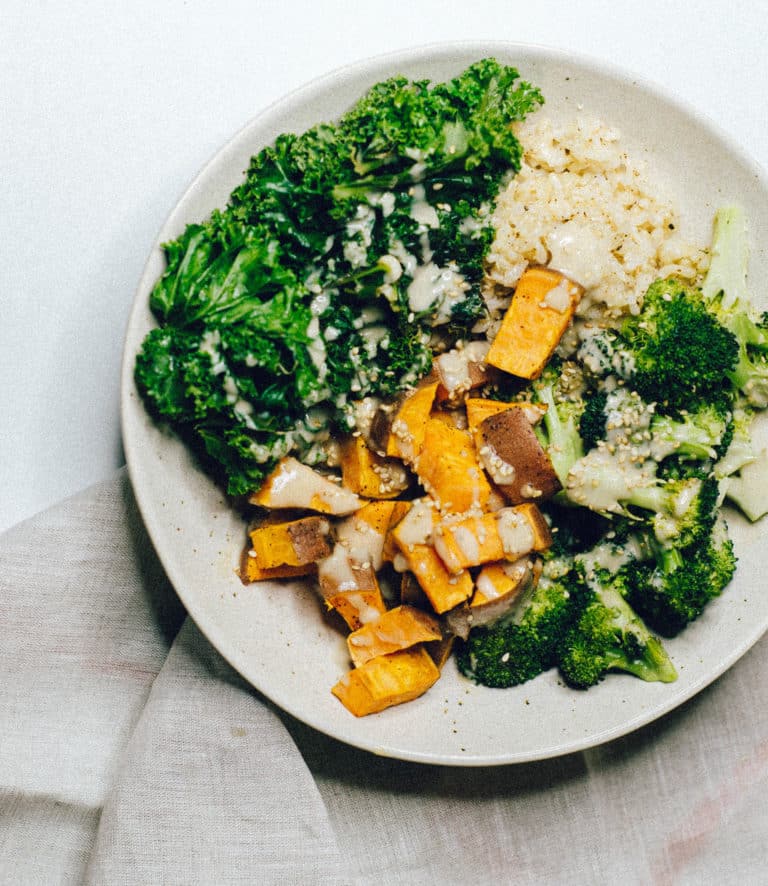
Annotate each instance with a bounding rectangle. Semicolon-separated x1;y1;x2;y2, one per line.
486;115;709;321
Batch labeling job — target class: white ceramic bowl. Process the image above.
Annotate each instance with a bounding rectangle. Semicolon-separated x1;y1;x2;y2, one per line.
121;41;768;765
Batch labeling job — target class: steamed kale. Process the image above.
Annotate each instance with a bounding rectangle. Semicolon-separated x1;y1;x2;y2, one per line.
136;59;543;494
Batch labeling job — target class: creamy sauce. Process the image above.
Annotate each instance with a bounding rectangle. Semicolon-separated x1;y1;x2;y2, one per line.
394;499;435;548
407;262;469;320
435;340;490;397
496;509;535;559
542;278;576;313
264;457;360;514
336;513;387;572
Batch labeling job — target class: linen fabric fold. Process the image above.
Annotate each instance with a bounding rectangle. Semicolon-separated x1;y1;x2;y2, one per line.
1;468;767;885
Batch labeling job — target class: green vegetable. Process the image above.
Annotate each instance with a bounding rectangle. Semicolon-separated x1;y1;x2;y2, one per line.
530;358;586;485
625;516;737;637
558;564;677;689
462;208;767;691
456;573;586;688
621;277;738;413
135;59;543;494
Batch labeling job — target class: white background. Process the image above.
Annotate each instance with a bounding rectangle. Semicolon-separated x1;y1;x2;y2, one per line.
2;0;767;532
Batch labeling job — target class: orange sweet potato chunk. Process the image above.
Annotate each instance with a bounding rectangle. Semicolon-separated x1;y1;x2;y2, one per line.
331;646;440;716
486;267;583;380
346;604;443;667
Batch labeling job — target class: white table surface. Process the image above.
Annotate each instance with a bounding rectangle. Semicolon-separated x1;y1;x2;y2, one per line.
3;0;767;533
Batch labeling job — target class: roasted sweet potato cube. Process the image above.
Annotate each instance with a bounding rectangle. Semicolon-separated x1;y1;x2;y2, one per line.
433;504;551;574
331;646;441;716
414;418;492;513
432;342;494;402
324;588;387;631
389;499;472;612
318;545;387;629
334;500;403;574
385;381;439;462
424;635;456;670
477;407;561;503
508;502;552;553
346;604;443;667
486;267;583;380
443;557;541;640
239;549;317;585
247;516;331;569
432;512;504;574
465;398;546;439
396;542;474;614
381;500;413;564
248;457;360;515
340;435;410;499
473;559;535;606
399;570;431;609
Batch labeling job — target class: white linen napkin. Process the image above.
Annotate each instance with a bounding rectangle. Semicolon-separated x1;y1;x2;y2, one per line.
2;468;767;885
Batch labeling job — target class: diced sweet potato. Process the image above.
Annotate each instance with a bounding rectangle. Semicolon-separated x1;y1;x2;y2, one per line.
247;516;331;569
381;500;412;564
399;570;431;609
331;646;441;716
385;381;439;462
465;398;546;439
443;557;541;640
414;418;492;513
396;542;474;614
476;408;561;504
486;267;584;379
432;342;494;402
424;635;456;670
472;558;536;606
505;502;552;553
324;588;387;631
340;434;410;499
433;504;551;574
249;457;361;515
433;512;504;574
239;548;317;584
334;500;404;574
346;604;443;667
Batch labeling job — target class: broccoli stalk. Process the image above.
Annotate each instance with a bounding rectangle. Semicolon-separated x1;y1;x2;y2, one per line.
558;565;677;689
714;400;768;522
531;361;585;485
701;205;768;346
701;205;768;407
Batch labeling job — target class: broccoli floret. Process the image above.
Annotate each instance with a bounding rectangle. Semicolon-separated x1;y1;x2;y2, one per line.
625;516;737;637
576;327;636;381
620;277;738;413
530;359;586;485
558;565;677;689
578;389;610;452
649;399;733;463
566;447;719;547
726;342;768;409
456;574;585;688
578;372;732;465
